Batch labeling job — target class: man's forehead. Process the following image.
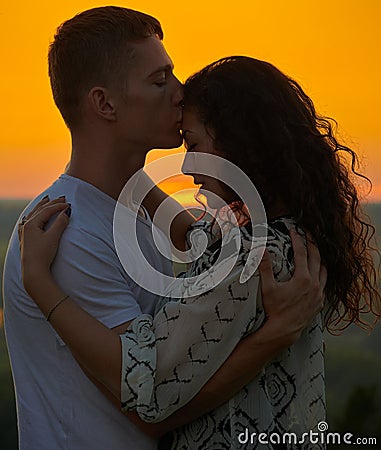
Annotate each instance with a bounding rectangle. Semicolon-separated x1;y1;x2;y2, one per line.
128;37;174;76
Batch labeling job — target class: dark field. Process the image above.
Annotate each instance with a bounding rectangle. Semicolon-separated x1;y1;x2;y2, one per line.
1;199;380;449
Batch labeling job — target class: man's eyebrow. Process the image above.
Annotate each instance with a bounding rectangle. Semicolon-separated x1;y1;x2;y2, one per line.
147;64;174;78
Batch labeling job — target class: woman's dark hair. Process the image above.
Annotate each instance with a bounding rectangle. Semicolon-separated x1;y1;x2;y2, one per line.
184;56;381;333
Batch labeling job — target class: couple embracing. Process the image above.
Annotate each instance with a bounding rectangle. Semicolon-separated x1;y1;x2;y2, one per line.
4;6;380;450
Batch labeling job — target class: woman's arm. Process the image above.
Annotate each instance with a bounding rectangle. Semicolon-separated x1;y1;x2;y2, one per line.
78;309;310;438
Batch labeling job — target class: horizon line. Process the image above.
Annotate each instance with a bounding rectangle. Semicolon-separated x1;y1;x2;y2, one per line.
1;197;381;205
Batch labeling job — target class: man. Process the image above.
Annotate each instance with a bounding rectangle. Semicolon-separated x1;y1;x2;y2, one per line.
3;6;325;450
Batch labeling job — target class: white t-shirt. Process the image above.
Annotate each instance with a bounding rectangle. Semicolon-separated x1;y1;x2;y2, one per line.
3;174;173;450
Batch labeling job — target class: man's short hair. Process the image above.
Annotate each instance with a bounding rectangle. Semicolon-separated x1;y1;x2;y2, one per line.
48;6;163;129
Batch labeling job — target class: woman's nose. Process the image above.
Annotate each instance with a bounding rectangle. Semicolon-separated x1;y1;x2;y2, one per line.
181;152;196;176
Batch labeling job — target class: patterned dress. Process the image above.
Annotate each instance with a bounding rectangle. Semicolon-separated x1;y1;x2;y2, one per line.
120;217;326;450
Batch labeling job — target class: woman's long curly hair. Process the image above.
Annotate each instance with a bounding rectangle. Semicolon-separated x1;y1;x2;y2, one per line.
184;56;381;333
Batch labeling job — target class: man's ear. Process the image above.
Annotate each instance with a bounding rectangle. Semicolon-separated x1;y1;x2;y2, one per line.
88;87;117;122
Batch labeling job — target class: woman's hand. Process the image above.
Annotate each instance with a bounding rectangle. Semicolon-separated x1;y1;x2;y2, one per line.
18;196;71;297
258;228;327;346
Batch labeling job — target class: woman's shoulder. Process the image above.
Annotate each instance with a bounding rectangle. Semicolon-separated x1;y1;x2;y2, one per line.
242;216;302;282
185;216;304;283
243;215;299;242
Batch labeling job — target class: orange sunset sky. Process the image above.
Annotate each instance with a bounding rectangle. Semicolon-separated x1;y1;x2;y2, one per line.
1;0;380;202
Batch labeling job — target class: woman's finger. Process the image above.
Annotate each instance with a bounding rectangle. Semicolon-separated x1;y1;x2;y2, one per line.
18;197;66;241
24;203;70;232
258;248;276;293
24;195;50;220
17;221;24;242
26;196;67;221
290;228;309;281
47;207;71;242
24;195;54;221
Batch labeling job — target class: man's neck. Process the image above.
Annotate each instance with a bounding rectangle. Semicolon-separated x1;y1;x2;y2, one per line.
66;134;148;200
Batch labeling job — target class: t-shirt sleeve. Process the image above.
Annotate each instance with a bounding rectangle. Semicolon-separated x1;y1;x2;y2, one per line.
51;227;141;333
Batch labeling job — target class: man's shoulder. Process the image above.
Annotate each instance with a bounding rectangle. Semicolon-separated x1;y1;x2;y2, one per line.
40;174;115;211
58;224;115;259
41;174;116;243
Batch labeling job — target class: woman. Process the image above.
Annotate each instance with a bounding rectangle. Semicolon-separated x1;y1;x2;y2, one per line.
19;56;380;449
